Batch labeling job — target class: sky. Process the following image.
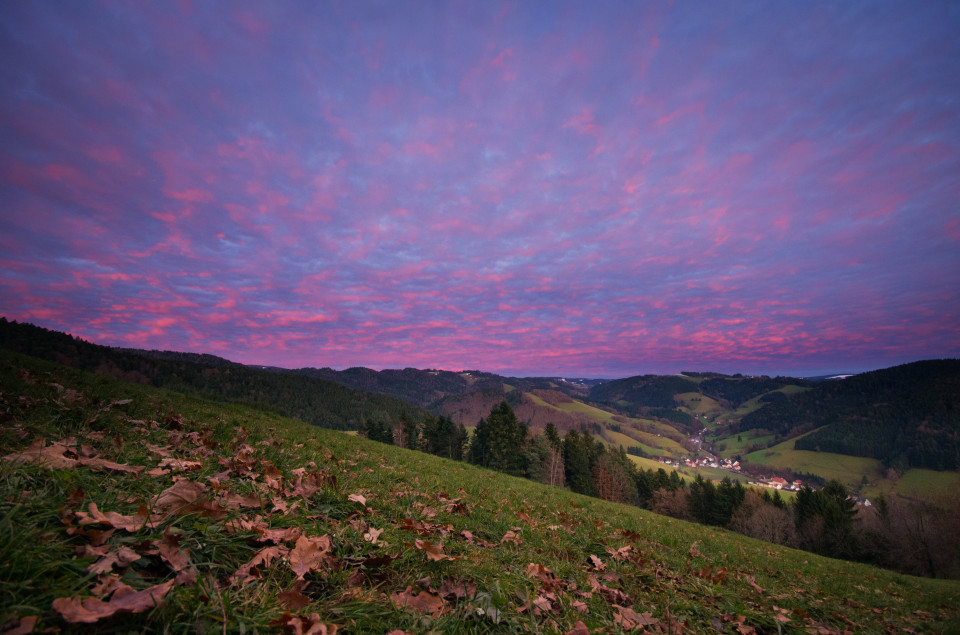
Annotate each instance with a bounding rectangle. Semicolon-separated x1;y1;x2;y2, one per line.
1;2;959;378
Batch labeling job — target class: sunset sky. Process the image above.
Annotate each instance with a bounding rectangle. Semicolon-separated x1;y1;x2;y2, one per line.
2;2;958;378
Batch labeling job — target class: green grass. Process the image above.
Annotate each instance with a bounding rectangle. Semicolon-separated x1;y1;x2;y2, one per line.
714;429;776;459
745;436;886;490
2;350;959;633
892;469;960;502
524;393;686;457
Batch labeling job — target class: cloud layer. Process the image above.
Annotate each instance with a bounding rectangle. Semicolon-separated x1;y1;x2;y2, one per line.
2;2;958;376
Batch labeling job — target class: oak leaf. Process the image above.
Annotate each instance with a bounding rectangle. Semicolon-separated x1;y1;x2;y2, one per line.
3;439;78;468
500;530;522;545
230;545;289;586
289;534;334;579
157;530;191;572
52;579;175;623
413;539;449;561
612;605;659;630
75;503;160;532
273;611;339;635
87;546;141;575
2;615;38;635
278;588;313;610
390;586;445;616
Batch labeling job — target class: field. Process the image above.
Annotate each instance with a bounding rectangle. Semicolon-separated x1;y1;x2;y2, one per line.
714;429;776;459
744;437;886;489
892;468;960;502
524;392;687;458
2;351;959;633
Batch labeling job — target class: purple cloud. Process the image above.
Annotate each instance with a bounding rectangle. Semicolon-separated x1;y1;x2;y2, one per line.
1;1;958;377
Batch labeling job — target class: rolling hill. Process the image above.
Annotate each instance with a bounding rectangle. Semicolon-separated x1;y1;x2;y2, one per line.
2;348;959;633
737;360;960;470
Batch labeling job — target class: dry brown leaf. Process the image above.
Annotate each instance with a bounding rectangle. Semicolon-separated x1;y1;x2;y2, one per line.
587;554;606;571
437;577;477;600
3;439;78;469
152;479;207;511
273;611;339;635
175;567;198;587
613;605;659;630
87;546;141;575
90;576;130;597
390;586;445;616
157;530;191;572
75;503;160;532
289;534;334;579
278;588;313;611
743;574;764;594
564;621;590;635
363;527;383;544
413;539;448;561
688;540;703;559
219;491;262;510
2;615;39;635
231;545;289;586
500;530;522;545
52;579;175;623
347;493;366;506
258;526;304;544
77;457;145;474
157;458;203;472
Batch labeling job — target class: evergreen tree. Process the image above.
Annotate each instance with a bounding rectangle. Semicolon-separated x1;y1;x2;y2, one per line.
564;429;595;496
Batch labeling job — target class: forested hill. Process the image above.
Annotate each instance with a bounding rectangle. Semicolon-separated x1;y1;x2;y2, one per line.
0;318;427;430
291;367;601;409
739;359;960;470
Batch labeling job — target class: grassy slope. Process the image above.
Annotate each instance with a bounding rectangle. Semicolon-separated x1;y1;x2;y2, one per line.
524;393;686;458
2;351;959;634
744;436;886;488
715;430;776;459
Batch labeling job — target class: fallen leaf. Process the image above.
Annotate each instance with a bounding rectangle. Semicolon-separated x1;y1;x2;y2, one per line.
278;588;313;611
273;611;339;635
564;621;590;635
438;577;477;600
157;458;203;472
743;574;764;594
347;493;366;506
613;605;659;630
52;580;175;623
230;545;289;586
688;540;703;559
152;479;207;511
414;539;449;561
175;567;198;587
289;534;334;579
390;586;445;616
87;546;141;575
500;530;522;545
2;615;39;635
157;530;191;572
363;527;383;544
75;503;160;532
587;554;606;571
3;439;78;469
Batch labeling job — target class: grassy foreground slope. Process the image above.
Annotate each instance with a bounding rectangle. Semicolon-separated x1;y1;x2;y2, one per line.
2;352;958;634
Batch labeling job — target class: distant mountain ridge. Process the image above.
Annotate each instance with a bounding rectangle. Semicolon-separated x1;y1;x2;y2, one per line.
3;317;958;475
